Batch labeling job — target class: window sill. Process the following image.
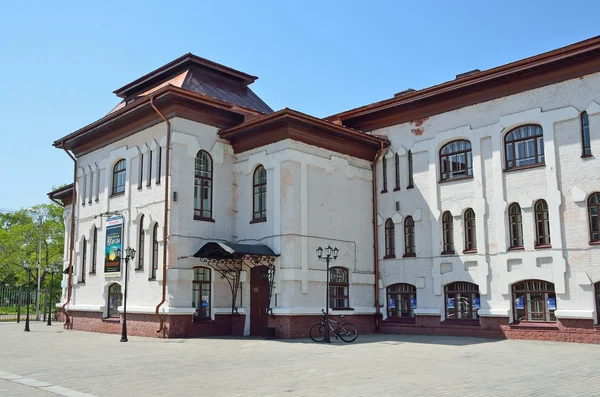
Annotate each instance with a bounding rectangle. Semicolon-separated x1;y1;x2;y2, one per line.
439;175;474;184
441;251;455;256
78;281;86;285
110;192;125;199
504;163;545;173
402;253;416;258
581;154;593;159
508;246;525;251
462;249;477;254
380;189;388;194
331;307;354;311
589;240;600;245
534;244;552;250
148;277;156;281
135;267;144;272
383;255;396;259
393;187;401;192
407;185;414;189
137;187;143;191
88;272;96;276
441;319;480;327
509;321;558;330
384;317;416;324
250;218;266;224
194;217;215;223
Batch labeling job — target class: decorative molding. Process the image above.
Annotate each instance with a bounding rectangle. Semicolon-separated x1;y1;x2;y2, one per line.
572;186;588;203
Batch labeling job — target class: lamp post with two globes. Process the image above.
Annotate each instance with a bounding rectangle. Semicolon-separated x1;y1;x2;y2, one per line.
46;265;59;326
22;261;36;332
316;245;339;343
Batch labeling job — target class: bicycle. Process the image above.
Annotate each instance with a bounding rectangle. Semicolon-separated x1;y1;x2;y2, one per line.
309;309;358;343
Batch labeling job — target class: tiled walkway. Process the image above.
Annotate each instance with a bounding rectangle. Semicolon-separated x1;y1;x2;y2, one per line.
1;322;599;396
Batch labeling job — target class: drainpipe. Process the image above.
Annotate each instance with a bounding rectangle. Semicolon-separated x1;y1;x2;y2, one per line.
371;142;386;330
60;142;77;327
150;95;171;335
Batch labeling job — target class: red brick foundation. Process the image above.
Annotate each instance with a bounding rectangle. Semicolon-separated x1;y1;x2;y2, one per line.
380;315;600;344
268;314;377;339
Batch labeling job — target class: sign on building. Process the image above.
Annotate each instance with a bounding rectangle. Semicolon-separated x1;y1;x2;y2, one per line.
104;216;123;274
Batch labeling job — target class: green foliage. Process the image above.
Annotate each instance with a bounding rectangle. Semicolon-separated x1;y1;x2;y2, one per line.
0;201;64;288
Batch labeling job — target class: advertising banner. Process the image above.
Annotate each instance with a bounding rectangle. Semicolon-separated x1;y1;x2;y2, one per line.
447;297;455;309
515;296;524;310
472;297;480;310
547;297;557;311
389;297;396;309
104;216;123;274
410;297;417;309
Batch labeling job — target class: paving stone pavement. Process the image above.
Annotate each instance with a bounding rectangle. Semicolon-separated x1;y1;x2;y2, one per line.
1;322;600;396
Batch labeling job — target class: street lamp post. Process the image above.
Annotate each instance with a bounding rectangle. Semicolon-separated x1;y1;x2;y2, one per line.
23;261;33;332
117;247;136;342
46;265;58;326
316;245;339;343
27;209;44;322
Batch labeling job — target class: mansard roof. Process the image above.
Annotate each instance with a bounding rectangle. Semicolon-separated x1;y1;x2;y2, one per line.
326;35;600;131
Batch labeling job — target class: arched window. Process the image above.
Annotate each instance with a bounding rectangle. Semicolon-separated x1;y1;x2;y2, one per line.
512;280;556;322
193;267;211;320
595;282;600;324
107;283;122;318
588;193;600;243
137;215;145;270
534;199;551;247
150;224;159;279
384;219;395;258
439;140;472;181
112;159;126;195
80;238;87;283
387;283;416;321
194;151;213;220
442;211;454;254
329;267;349;309
253;165;267;222
404;216;415;257
508;203;524;248
445;282;480;321
464;209;476;252
504;125;544;170
581;111;591;157
381;156;388;193
91;226;97;274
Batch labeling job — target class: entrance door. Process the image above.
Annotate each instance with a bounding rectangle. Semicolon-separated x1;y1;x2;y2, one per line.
250;266;270;337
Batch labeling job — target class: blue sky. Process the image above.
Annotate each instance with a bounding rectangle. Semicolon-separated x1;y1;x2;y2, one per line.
1;0;599;210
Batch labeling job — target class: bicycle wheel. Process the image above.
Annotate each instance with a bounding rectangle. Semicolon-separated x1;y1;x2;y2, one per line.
309;323;325;343
338;322;358;343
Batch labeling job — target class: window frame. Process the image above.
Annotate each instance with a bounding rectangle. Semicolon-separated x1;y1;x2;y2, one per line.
511;280;556;323
150;223;159;280
386;283;416;323
91;226;97;274
444;282;480;323
156;147;162;185
107;283;122;318
534;199;551;248
138;153;143;190
442;211;454;254
329;267;350;309
504;124;545;171
394;153;400;191
439;140;473;182
581;111;592;158
112;159;126;196
194;150;214;221
381;156;388;193
407;150;414;189
403;216;415;257
147;150;153;187
588;193;600;244
80;238;87;283
193;266;212;320
137;215;145;270
384;218;395;258
508;203;524;249
463;208;477;253
252;165;267;223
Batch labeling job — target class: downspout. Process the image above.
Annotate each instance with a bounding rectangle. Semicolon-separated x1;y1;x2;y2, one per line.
150;95;171;335
60;142;77;327
371;142;386;331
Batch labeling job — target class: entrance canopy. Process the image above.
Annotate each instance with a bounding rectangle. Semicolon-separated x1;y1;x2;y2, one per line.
193;242;278;315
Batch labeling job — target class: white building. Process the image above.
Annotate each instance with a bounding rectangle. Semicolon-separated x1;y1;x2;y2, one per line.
51;36;600;342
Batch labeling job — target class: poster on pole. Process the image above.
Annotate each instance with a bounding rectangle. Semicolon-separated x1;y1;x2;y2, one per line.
104;216;123;274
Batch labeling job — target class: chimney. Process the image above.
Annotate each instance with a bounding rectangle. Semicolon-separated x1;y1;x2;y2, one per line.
455;69;481;79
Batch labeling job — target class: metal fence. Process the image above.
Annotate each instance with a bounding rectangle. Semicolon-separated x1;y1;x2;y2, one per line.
0;285;60;323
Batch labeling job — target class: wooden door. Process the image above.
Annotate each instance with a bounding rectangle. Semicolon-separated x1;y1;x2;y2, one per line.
250;266;269;337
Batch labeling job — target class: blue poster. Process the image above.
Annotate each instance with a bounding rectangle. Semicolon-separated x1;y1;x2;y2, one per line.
447;297;455;309
389;297;396;309
472;297;480;310
201;296;209;307
547;297;556;310
410;298;417;309
104;216;123;273
515;296;524;310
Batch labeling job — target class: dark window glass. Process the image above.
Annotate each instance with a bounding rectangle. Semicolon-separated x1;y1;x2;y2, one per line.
504;125;544;170
91;227;97;274
445;282;480;321
394;153;400;190
107;283;122;318
156;147;162;184
508;203;524;248
512;280;556;322
386;283;416;320
151;224;159;279
147;151;153;187
193;267;211;320
112;159;126;195
440;140;473;181
404;216;415;257
595;282;600;324
407;150;414;188
138;153;143;189
329;267;349;309
253;165;267;221
137;215;145;270
382;156;388;192
464;209;476;252
442;211;454;254
534;199;551;246
384;219;395;258
194;151;213;220
582;111;591;157
588;193;600;242
80;238;87;283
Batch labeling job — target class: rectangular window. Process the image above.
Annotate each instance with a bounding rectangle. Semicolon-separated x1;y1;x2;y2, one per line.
407;150;414;188
156;148;161;185
81;175;86;206
193;267;211;319
381;156;388;193
80;239;87;283
91;228;97;274
95;169;100;202
147;151;153;187
138;154;143;190
394;153;400;190
88;172;93;204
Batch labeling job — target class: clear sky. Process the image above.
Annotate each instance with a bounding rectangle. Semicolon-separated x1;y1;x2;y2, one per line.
1;0;599;211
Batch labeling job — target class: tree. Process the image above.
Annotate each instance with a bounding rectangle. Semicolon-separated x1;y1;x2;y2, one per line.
0;202;64;289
